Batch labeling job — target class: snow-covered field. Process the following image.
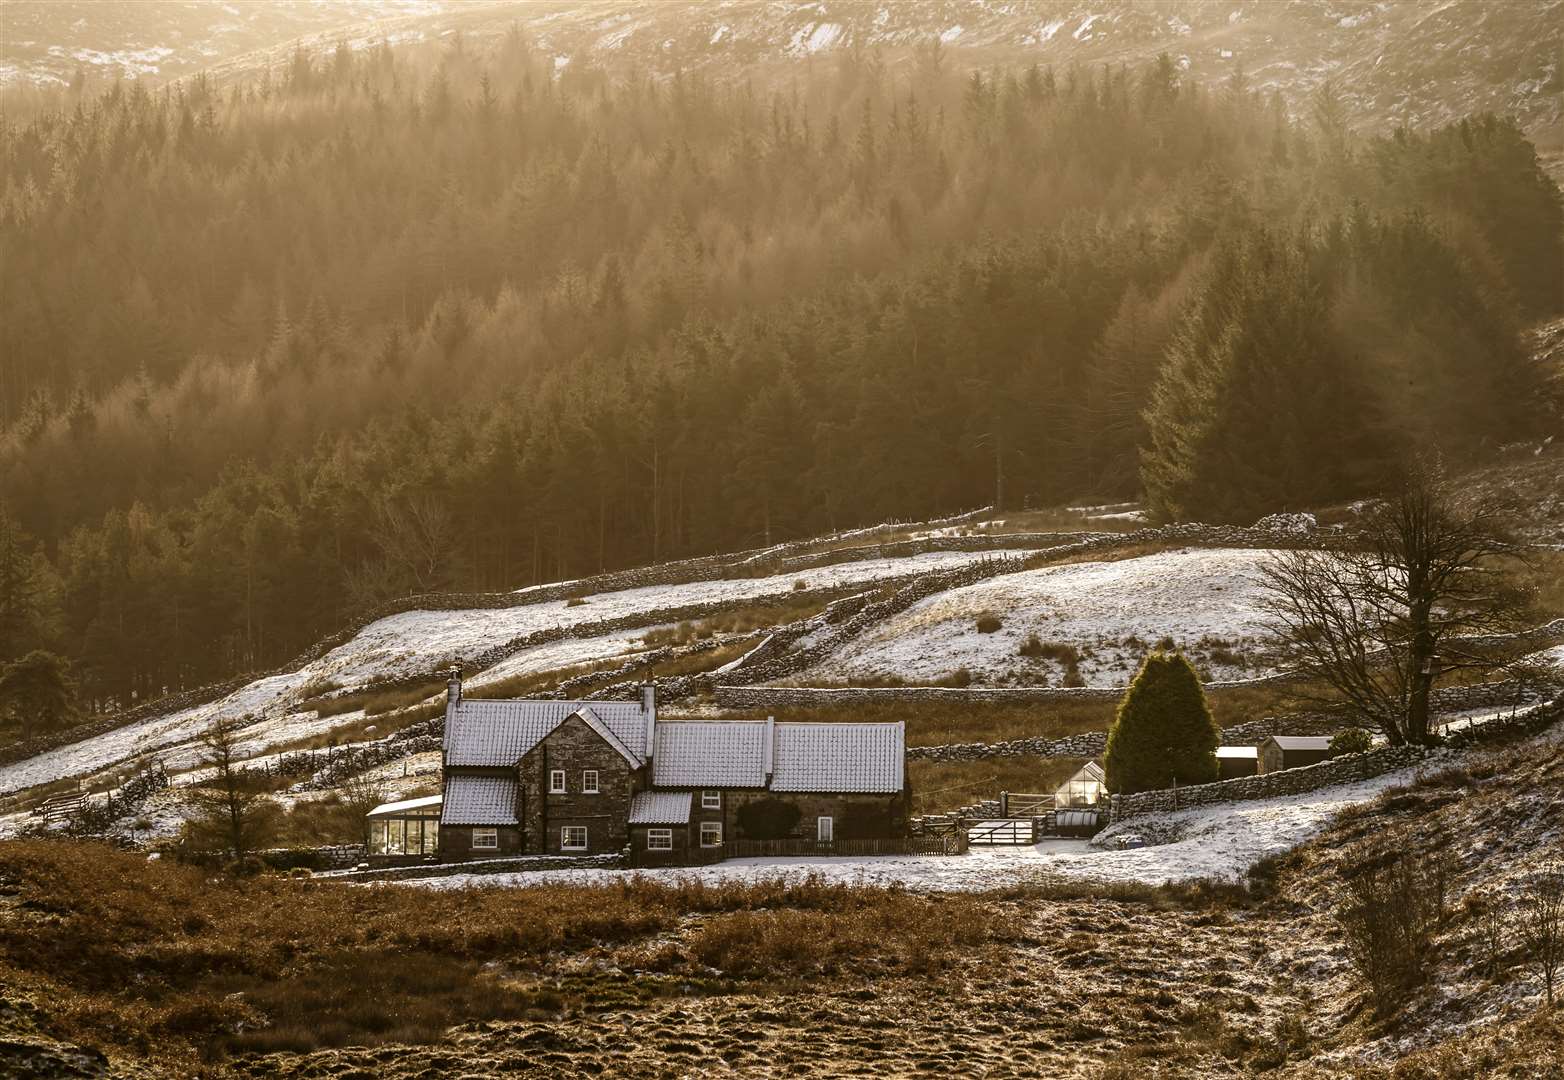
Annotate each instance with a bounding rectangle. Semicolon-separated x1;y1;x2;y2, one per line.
803;547;1283;687
0;550;1017;797
318;549;1012;687
400;765;1420;893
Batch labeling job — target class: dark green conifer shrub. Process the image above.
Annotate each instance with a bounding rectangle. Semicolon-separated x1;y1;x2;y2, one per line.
1104;652;1220;794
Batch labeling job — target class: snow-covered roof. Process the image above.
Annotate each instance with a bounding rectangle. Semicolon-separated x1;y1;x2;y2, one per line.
653;721;769;788
1216;746;1259;759
444;698;650;767
367;793;442;818
628;790;692;825
1266;736;1333;751
771;722;904;793
441;774;519;825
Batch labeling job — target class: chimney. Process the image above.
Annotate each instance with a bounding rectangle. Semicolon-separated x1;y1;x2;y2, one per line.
446;666;463;710
642;680;657;762
763;715;775;785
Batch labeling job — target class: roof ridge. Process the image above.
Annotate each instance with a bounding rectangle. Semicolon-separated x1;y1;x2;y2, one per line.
570;705;644;768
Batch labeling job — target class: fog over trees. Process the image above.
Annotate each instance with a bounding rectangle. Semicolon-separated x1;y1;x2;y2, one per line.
1;32;1560;712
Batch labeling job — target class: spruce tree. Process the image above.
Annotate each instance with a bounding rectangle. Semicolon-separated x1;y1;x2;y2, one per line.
1104;652;1221;795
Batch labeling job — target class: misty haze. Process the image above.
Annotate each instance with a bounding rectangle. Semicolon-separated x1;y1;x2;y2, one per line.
0;1;1561;1077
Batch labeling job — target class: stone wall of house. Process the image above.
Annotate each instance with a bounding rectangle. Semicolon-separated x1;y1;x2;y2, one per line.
438;823;525;860
628;823;694;867
722;789;911;842
522;715;638;856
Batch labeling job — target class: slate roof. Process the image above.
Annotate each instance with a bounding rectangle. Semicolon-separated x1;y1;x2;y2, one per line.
441;775;519;825
653;721;769;788
367;794;443;818
445;698;651;767
1216;745;1259;759
771;722;904;793
628;791;693;825
1266;736;1333;751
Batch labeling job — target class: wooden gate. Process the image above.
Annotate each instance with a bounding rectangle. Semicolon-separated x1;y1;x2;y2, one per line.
967;819;1034;845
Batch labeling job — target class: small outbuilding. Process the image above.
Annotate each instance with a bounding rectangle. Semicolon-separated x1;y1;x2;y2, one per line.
1258;736;1335;774
1215;745;1259;780
1054;761;1106;807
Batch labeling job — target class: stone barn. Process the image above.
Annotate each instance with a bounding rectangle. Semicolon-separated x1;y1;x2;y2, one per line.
1257;735;1335;774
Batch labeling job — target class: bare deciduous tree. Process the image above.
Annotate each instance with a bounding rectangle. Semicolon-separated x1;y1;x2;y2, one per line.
371;494;459;595
1259;468;1532;745
1518;867;1564;1009
335;770;388;849
184;714;279;863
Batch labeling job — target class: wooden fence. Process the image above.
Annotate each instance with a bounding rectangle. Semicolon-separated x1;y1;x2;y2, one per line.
723;835;963;859
36;793;87;823
999;792;1053;816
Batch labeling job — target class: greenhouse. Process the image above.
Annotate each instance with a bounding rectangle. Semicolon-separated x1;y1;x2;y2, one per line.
366;793;443;857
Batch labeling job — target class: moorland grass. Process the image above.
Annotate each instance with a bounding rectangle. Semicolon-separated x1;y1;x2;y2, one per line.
0;841;1023;1064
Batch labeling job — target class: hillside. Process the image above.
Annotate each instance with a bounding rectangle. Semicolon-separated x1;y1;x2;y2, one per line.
0;703;1558;1077
6;1;1561;157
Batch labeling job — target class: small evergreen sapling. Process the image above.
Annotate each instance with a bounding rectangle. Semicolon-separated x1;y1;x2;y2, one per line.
1104;651;1220;794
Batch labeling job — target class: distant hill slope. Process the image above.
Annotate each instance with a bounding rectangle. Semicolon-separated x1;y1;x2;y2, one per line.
6;0;1561;160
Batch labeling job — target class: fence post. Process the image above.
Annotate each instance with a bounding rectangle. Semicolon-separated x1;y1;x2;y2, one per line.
1000;790;1008;816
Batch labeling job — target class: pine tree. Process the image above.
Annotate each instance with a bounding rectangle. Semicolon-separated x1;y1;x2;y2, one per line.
0;650;75;741
1104;652;1220;795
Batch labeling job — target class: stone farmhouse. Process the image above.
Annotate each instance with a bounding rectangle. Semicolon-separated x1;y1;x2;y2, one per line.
416;672;909;866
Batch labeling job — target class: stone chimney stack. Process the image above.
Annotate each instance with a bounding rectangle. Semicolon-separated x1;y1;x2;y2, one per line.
445;667;462;710
642;680;657;762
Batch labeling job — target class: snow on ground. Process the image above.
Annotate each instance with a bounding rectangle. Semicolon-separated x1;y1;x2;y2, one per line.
0;672;315;797
399;766;1420;893
465;629;660;690
316;550;1012;689
803;547;1282;687
0;550;1014;797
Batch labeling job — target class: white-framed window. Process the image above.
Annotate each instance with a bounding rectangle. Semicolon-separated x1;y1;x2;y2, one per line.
561;826;588;851
582;770;600;794
549;769;566;793
472;827;498;849
646;828;673;851
700;822;723;848
817;816;834;843
701;789;721;810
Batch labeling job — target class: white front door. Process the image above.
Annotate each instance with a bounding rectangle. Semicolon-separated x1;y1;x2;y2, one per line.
817;816;833;843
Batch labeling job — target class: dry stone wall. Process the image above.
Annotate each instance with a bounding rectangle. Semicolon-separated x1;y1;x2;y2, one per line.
321;851;625;882
1109;695;1563;823
1108;745;1438;823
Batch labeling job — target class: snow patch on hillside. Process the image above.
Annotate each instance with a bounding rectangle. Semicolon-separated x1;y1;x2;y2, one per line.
0;549;1010;795
803;547;1281;687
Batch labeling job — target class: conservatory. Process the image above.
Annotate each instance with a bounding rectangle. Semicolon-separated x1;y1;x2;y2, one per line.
1053;761;1107;808
366;793;443;858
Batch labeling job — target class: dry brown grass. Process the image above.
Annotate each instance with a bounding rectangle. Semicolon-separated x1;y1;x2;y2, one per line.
707;678;1333;748
908;756;1088;813
0;841;1020;1067
1517;549;1564;620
